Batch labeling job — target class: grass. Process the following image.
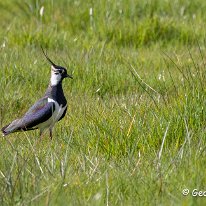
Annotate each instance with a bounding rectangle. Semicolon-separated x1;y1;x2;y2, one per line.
0;0;206;205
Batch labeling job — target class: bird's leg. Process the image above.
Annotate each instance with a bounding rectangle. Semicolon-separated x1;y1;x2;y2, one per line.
40;131;43;140
39;129;44;140
49;128;53;140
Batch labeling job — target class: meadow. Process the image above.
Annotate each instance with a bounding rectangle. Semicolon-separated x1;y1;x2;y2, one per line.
0;0;205;205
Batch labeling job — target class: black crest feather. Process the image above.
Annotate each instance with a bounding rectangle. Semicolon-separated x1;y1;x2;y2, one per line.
41;46;56;67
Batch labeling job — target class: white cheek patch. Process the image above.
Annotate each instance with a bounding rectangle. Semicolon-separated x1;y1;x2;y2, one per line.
50;72;61;86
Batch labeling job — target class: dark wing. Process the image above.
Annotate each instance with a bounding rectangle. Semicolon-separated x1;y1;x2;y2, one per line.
2;97;55;135
20;97;55;129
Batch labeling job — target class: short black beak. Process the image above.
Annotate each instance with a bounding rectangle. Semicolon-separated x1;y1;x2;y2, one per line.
66;74;73;79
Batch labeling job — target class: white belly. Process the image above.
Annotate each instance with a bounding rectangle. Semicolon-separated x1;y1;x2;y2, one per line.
37;98;67;130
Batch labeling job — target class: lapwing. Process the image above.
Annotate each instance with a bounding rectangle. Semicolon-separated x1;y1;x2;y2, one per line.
1;47;73;139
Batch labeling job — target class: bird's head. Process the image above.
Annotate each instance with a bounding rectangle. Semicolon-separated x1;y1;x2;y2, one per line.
41;47;73;86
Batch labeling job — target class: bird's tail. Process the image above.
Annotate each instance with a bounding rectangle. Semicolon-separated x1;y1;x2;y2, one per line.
1;119;21;136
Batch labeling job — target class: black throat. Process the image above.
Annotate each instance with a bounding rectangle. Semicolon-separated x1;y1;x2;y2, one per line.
45;83;67;106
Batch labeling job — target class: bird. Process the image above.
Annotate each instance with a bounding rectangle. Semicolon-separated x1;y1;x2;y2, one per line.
1;47;73;139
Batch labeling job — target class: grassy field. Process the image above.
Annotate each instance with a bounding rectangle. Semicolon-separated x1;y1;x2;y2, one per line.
0;0;206;205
